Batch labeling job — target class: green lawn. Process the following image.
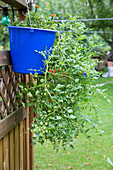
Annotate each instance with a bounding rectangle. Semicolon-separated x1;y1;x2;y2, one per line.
34;78;113;169
92;77;113;85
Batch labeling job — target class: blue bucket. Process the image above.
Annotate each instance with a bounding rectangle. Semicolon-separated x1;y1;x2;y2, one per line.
8;26;57;74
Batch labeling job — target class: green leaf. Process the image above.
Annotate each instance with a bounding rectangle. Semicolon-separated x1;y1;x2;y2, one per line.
31;141;36;145
19;84;24;89
85;129;89;133
40;79;44;83
27;92;32;97
32;137;37;140
86;135;91;139
22;101;25;108
34;50;38;53
36;90;39;95
56;116;62;120
33;81;37;86
38;84;43;87
68;109;73;113
70;144;75;150
69;115;76;119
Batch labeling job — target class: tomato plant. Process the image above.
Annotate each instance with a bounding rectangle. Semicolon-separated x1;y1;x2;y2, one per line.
17;14;105;150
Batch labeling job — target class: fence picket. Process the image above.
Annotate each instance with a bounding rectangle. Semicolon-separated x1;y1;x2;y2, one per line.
10;129;14;170
3;134;9;170
26;75;30;170
20;121;24;170
23;119;27;170
29;108;34;170
0;139;3;170
15;125;20;170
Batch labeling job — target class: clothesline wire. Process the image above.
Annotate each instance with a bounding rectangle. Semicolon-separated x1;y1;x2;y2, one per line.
54;18;113;22
60;31;113;34
86;31;113;34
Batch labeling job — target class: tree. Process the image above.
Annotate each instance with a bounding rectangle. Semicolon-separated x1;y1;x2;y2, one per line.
73;0;113;61
37;0;113;61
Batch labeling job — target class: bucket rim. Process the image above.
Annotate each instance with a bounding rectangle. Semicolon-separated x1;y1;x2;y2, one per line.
7;26;57;33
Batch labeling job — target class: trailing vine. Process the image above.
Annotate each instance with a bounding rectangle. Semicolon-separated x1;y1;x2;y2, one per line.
17;15;104;150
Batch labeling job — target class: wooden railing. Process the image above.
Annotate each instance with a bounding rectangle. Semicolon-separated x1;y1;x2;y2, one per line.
0;0;27;10
0;50;34;170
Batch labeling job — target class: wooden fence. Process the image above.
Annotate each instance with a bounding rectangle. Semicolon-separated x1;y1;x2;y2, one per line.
0;50;34;170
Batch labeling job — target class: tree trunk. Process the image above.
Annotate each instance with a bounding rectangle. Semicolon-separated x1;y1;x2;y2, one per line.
88;0;94;17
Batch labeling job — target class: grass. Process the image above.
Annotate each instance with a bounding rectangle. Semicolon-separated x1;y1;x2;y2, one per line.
92;77;113;85
34;78;113;169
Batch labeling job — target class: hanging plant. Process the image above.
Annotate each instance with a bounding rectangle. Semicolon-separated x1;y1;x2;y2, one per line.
17;15;104;150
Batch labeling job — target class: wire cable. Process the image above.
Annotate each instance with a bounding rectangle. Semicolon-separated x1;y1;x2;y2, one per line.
86;31;113;33
54;18;113;22
59;30;113;34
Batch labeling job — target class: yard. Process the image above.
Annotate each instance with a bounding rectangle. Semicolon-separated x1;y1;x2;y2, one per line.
1;1;113;169
34;77;113;169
